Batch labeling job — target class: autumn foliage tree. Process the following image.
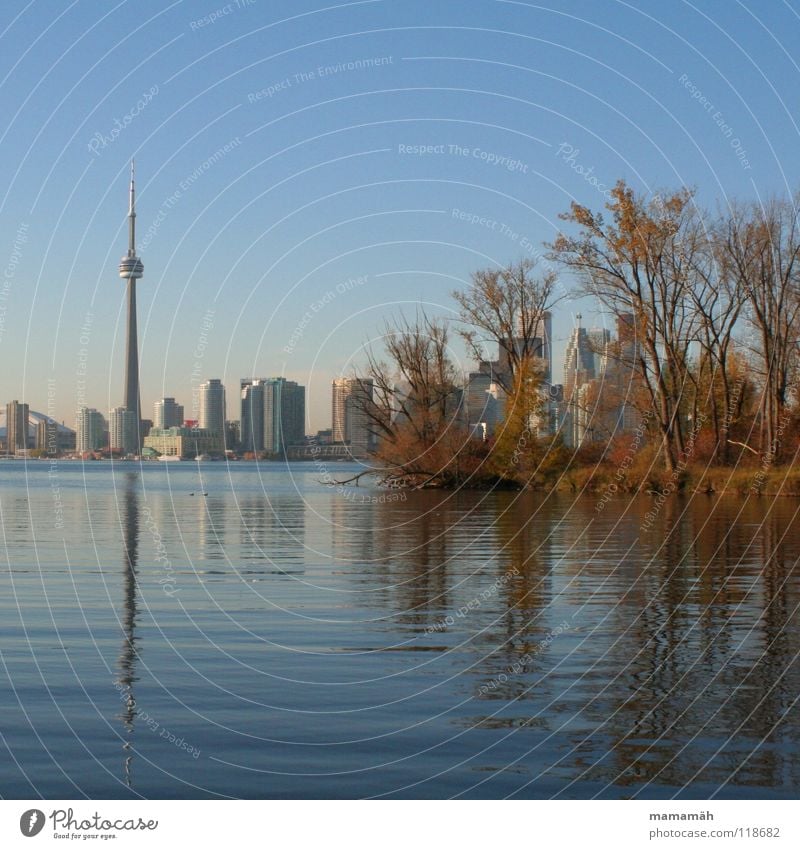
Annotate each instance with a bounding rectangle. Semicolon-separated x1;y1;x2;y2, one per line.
720;197;800;459
343;182;800;491
354;313;486;487
552;182;705;473
452;257;561;394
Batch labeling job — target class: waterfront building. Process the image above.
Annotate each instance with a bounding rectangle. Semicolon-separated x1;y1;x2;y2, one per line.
35;418;59;455
240;379;265;453
315;428;333;445
199;379;226;444
332;377;374;457
76;407;106;453
5;400;29;454
110;406;138;454
226;420;240;451
153;397;184;429
466;372;504;437
562;315;599;446
263;378;305;455
143;426;224;459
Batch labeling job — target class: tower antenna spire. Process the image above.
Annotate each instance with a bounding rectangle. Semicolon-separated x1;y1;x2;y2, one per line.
128;159;136;256
119;161;144;454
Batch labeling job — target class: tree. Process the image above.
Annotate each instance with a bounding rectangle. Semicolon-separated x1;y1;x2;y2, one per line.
720;197;800;459
551;182;704;473
452;257;561;394
490;354;542;475
353;313;481;487
682;211;747;463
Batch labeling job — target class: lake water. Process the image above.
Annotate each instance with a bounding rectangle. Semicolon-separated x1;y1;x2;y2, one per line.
0;461;798;799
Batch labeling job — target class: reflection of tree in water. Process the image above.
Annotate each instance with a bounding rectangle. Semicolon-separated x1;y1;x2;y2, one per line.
327;488;554;643
567;495;800;794
114;473;140;788
351;490;453;625
473;493;554;668
411;490;562;718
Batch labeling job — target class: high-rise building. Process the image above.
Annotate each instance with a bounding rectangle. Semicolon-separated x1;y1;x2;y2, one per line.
225;420;240;451
153;397;184;429
332;378;374;457
5;400;29;454
560;314;640;445
263;378;305;455
118;162;144;451
110;407;137;454
199;379;226;443
76;407;106;453
240;379;266;453
612;313;640;433
515;310;553;382
587;327;611;378
466;372;504;437
535;310;553;382
563;316;596;397
562;315;598;446
35;418;59;454
508;309;553;383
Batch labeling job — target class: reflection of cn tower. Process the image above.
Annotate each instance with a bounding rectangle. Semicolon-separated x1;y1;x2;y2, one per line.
115;472;140;787
119;161;144;448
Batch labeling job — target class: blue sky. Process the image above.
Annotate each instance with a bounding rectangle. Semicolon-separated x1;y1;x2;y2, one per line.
1;0;799;431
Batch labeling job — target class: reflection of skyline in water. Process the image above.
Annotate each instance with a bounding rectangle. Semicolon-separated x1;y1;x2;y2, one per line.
1;462;798;799
236;493;306;569
114;478;800;796
468;495;800;796
115;472;140;788
322;486;800;795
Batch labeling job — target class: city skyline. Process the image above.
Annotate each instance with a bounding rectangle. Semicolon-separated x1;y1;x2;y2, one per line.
1;3;797;433
0;303;625;447
2;0;799;817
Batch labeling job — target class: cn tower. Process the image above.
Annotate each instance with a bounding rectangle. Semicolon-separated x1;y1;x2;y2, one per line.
119;161;144;446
